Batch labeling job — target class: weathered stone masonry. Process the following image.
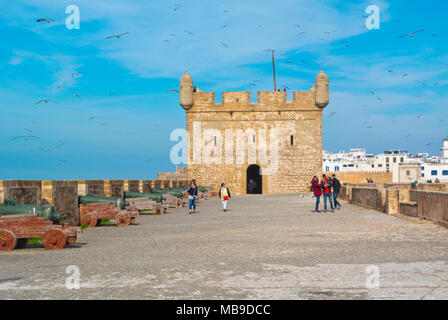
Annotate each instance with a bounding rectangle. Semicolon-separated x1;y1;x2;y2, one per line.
179;70;330;195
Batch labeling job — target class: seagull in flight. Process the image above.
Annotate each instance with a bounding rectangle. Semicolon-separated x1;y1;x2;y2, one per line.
35;99;57;105
167;89;179;94
46;142;65;152
398;30;424;38
72;72;85;78
36;18;54;23
105;32;130;39
11;136;40;141
73;92;81;100
174;4;182;11
220;42;229;48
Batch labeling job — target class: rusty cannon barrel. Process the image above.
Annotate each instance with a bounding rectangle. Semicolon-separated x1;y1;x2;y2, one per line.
0;199;61;222
124;192;165;203
78;194;128;209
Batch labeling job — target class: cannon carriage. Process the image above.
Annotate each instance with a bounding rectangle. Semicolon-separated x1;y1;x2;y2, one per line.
0;200;80;250
78;195;138;228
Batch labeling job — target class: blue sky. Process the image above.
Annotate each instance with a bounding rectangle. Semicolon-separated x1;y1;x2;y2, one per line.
0;0;447;179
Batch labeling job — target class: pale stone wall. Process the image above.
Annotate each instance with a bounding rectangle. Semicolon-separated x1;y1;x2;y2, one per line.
185;90;323;195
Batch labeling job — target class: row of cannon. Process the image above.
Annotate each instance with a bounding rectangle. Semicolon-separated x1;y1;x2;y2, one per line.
0;186;213;251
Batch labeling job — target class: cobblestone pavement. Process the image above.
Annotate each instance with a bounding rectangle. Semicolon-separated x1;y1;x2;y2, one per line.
1;194;448;299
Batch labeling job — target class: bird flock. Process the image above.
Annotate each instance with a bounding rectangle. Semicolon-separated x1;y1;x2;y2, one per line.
16;5;447;163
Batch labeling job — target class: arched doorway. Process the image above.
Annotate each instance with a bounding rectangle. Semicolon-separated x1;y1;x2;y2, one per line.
246;164;262;194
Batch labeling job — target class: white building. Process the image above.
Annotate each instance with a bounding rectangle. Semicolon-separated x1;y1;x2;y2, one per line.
323;148;408;173
324;137;448;183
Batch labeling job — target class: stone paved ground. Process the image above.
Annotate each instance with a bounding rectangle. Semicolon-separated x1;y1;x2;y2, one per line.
1;194;448;300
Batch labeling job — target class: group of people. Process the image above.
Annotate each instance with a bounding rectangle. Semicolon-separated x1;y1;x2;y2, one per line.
187;180;231;214
187;174;343;214
310;174;342;213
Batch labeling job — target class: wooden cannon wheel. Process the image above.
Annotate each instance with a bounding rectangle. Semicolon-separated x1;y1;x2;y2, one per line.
15;238;28;249
43;228;67;250
115;212;130;227
0;230;17;251
82;213;97;228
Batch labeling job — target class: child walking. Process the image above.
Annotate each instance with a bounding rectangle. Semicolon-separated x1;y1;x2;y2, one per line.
218;183;231;212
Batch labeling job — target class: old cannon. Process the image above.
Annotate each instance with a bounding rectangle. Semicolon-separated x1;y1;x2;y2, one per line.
78;195;138;228
0;200;80;250
151;189;184;198
79;194;128;209
124;192;165;203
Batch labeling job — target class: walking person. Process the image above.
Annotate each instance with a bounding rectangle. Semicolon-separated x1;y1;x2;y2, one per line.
218;183;231;212
311;176;322;213
187;180;198;214
248;179;257;194
321;174;334;212
331;174;342;210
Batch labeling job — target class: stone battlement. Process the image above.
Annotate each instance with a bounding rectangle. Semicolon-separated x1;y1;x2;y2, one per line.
191;90;317;111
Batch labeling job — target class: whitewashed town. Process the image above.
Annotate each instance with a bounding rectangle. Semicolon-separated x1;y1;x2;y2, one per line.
323;137;448;183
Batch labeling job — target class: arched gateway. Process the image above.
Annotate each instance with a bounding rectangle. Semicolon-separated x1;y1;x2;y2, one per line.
246;164;262;194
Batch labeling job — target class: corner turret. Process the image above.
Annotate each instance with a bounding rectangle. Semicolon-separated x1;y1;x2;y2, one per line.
315;70;329;108
179;71;193;110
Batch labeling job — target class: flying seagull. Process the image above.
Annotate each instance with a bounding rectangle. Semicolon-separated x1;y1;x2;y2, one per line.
167;89;179;93
36;18;54;23
398;30;424;38
72;72;84;78
105;32;130;39
174;4;182;11
73;92;81;100
46;142;65;152
184;30;195;35
11;136;40;141
35;99;57;105
220;42;229;48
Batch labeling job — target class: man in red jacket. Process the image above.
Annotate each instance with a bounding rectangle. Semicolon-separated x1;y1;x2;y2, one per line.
311;176;322;213
321;174;335;212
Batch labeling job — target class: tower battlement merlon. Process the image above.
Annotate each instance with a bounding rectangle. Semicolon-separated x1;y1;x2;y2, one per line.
222;92;251;104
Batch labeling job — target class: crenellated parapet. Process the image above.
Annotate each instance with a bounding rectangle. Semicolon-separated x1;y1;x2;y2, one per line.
179;70;329;112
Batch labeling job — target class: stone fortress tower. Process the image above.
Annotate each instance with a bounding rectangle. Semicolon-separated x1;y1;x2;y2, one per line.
179;70;329;195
